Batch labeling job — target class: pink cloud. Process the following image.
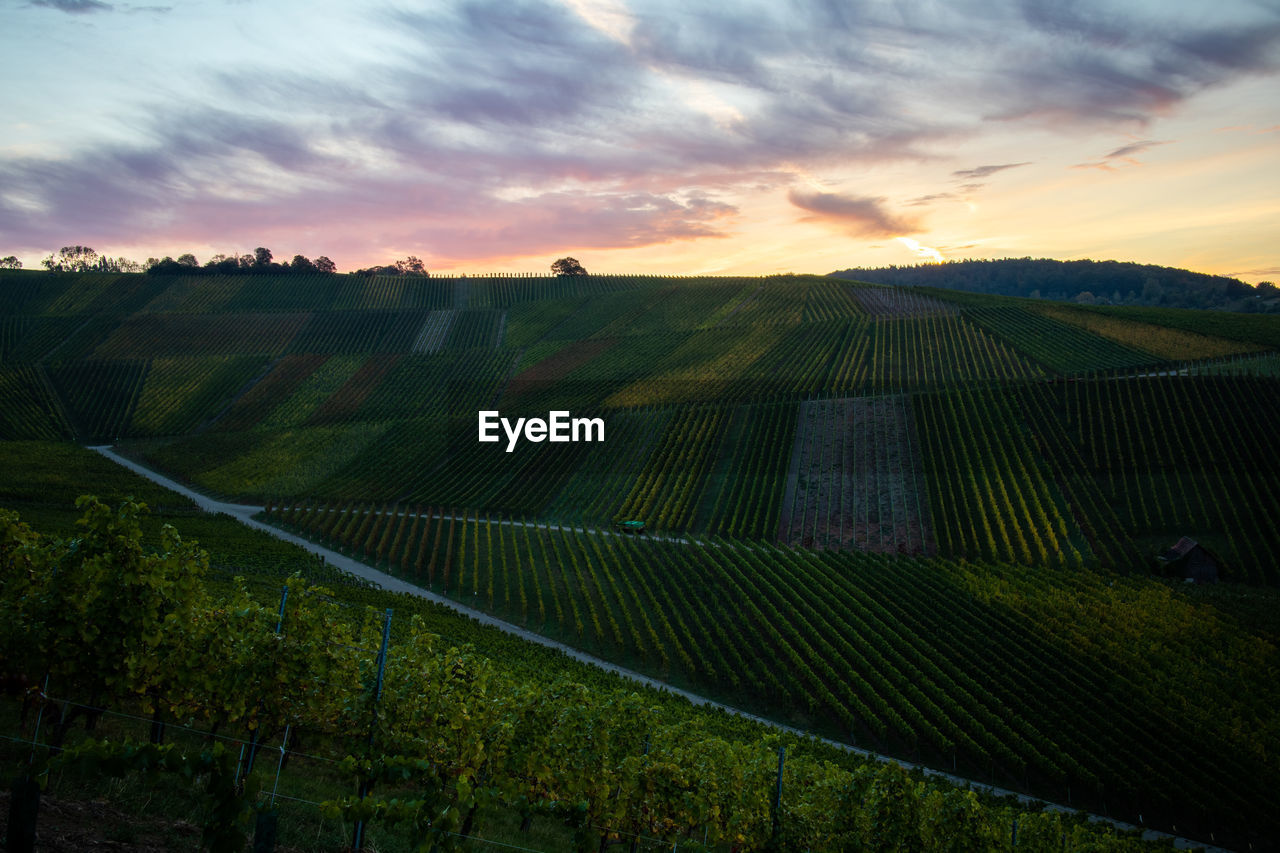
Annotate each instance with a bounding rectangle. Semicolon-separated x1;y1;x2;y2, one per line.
787;189;920;237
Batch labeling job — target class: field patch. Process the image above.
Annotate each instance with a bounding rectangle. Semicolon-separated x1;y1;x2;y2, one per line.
212;354;327;431
963;306;1160;374
129;355;267;437
507;337;617;388
333;275;405;310
148;423;389;499
48;359;147;442
350;350;514;422
411;309;457;353
861;315;1045;391
286;310;427;354
0;441;195;510
258;354;366;429
443;309;504;349
778;395;933;554
1011;376;1280;582
606;327;784;407
94;312;306;358
1033;304;1262;361
0;365;72;440
307;354;402;423
915;386;1083;569
137;275;247;313
851;286;959;317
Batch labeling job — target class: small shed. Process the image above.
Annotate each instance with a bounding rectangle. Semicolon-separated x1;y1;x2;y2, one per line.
1157;537;1219;583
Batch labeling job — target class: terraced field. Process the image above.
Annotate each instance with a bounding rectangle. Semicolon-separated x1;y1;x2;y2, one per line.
2;267;1279;848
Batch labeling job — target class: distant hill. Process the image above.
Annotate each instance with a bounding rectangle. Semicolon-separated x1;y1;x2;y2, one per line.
829;258;1279;312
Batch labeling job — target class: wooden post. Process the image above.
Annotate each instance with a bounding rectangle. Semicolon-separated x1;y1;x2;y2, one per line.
352;609;393;852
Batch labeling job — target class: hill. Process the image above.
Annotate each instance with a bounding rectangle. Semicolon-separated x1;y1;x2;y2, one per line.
2;268;1279;849
829;257;1279;311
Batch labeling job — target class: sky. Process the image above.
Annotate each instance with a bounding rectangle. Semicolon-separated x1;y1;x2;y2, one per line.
1;0;1278;280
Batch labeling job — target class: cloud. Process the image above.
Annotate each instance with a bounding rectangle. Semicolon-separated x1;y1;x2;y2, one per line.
975;1;1280;126
0;116;739;266
1105;140;1169;159
4;0;1279;266
1071;138;1172;170
1176;23;1280;72
788;190;920;237
29;0;112;12
908;192;957;206
951;163;1031;180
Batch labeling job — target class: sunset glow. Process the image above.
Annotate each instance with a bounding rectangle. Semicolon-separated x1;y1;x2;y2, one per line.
1;0;1277;281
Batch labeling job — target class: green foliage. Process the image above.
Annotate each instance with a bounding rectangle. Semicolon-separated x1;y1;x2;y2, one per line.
1;500;1202;851
0;496;206;706
264;501;1280;843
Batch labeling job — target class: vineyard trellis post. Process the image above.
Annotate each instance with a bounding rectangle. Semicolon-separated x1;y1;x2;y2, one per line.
252;723;291;853
351;607;393;853
771;746;785;841
275;584;288;634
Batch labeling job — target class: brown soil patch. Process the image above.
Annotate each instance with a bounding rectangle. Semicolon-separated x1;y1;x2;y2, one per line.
778;396;934;554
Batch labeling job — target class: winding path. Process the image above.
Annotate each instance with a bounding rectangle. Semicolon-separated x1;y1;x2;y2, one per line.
89;445;1228;852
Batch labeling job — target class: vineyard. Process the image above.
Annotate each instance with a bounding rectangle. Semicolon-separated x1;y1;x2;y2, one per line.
3;496;1190;852
1;268;1279;849
253;499;1280;840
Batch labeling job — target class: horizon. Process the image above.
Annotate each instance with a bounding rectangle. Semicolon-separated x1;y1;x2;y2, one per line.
2;0;1278;282
6;254;1267;287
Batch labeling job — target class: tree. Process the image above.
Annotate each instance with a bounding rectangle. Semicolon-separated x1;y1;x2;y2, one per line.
145;257;185;276
290;254;315;272
552;257;587;276
176;253;199;267
205;253;241;274
41;245;99;272
314;256;336;274
0;255;20;269
353;257;427;277
253;247;273;267
395;256;426;275
102;256;142;273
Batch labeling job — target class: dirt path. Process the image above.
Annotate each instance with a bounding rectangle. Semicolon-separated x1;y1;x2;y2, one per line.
87;445;1225;853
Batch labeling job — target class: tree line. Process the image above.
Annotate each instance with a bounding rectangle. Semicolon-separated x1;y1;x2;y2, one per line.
2;247;591;278
830;258;1278;312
